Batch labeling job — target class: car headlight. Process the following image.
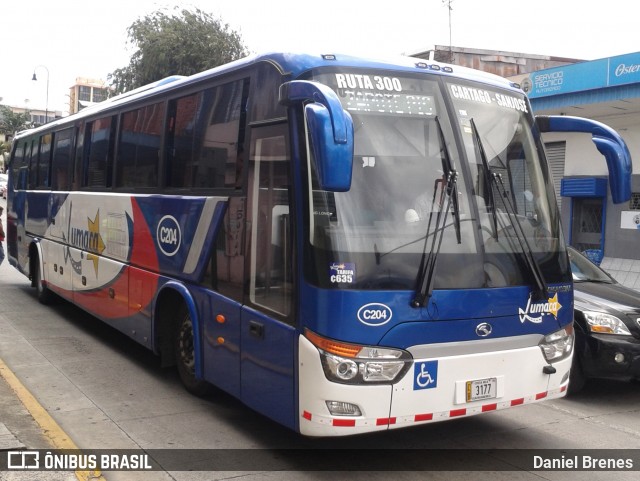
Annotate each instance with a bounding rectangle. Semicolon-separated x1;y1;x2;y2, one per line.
539;323;574;363
305;329;413;385
582;311;632;335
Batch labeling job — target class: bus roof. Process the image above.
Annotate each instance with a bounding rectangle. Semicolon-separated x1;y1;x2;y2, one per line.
14;52;519;139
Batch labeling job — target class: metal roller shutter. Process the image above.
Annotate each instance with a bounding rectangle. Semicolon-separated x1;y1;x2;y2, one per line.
545;141;566;208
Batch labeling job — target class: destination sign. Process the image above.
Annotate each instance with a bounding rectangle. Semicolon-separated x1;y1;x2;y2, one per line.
313;73;437;116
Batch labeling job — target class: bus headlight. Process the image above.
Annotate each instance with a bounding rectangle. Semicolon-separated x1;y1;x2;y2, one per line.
305;330;412;385
539;323;574;363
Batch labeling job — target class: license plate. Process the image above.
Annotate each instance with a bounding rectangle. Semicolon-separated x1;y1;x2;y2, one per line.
466;377;497;402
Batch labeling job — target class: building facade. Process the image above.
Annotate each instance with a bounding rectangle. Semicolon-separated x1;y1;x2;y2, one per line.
513;52;640;290
68;78;111;114
411;45;582;78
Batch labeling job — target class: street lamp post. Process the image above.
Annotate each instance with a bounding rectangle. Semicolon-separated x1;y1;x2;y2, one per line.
31;65;49;124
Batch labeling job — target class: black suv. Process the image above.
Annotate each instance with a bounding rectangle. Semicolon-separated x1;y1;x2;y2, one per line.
568;246;640;393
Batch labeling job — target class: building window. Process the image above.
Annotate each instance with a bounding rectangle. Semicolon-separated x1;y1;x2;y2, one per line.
30;114;51;125
572;198;603;252
79;86;92;102
92;88;109;103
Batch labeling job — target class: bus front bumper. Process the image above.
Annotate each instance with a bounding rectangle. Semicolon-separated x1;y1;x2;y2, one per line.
297;335;571;437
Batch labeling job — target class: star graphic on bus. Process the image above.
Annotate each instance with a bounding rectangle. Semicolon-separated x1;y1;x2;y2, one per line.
86;211;106;276
547;293;562;318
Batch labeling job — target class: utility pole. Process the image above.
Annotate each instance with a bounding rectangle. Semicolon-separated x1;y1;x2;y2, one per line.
442;0;454;63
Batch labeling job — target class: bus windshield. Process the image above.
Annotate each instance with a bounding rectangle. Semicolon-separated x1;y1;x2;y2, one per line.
305;70;569;291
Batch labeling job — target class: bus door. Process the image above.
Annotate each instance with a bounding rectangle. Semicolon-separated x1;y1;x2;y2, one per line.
240;127;296;430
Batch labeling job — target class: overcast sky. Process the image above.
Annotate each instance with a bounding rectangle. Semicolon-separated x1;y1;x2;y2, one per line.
2;0;637;113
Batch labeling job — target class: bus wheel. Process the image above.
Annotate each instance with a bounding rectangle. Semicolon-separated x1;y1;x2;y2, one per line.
568;354;586;395
35;257;53;304
175;306;211;396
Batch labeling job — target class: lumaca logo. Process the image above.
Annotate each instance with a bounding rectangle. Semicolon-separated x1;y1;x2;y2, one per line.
518;293;562;324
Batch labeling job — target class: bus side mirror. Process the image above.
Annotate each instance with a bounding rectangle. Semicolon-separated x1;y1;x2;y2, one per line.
591;136;629;205
536;115;632;204
280;80;353;192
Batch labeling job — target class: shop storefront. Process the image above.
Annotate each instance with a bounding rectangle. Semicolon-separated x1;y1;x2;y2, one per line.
517;53;640;290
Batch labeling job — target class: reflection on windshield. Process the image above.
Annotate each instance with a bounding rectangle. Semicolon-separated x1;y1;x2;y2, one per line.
304;71;570;291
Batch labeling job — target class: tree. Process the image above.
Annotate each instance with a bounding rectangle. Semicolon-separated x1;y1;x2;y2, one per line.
108;8;248;94
0;105;32;137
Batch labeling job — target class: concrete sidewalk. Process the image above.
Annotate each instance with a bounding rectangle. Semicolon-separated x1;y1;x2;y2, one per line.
0;368;31;451
0;200;77;480
0;363;77;480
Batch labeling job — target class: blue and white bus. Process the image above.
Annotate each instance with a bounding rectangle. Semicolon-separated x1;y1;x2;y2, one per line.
6;52;632;436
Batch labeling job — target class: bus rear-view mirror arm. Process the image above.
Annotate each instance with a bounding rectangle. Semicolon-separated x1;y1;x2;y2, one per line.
280;80;354;192
536;115;632;204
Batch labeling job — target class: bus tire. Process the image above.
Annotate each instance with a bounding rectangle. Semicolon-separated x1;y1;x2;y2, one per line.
174;305;211;396
568;354;586;395
34;256;54;304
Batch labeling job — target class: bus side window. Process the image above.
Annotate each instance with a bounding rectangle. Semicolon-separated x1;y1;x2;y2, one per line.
73;124;84;190
85;116;115;189
27;138;38;188
247;125;293;319
250;62;286;122
166;91;202;188
38;134;52;188
202;80;248;189
11;140;26;191
166;79;248;190
51;128;73;191
117;102;165;188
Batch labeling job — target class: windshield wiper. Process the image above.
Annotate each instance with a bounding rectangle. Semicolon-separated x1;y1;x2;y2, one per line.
470;119;498;240
436;117;461;243
411;117;461;308
411;171;457;307
469;119;548;299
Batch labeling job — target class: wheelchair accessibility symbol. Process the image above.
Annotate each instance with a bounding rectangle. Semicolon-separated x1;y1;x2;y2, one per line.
413;361;438;390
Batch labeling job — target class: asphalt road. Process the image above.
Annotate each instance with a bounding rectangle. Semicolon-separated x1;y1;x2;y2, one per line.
0;206;639;480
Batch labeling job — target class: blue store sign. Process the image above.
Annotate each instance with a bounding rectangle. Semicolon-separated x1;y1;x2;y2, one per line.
524;52;640;99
